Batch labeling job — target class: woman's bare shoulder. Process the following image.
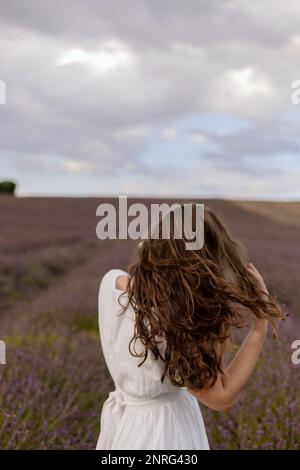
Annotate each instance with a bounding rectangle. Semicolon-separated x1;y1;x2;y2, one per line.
100;269;127;290
115;274;129;291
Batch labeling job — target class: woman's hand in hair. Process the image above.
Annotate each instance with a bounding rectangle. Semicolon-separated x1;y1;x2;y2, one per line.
247;262;268;333
247;262;268;294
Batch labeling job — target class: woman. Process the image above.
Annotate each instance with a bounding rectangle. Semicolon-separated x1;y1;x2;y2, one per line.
96;205;284;450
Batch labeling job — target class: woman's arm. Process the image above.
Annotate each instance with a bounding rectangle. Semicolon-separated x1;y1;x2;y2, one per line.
187;263;268;412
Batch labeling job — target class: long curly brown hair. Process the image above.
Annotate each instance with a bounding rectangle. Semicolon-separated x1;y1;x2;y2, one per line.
121;204;285;390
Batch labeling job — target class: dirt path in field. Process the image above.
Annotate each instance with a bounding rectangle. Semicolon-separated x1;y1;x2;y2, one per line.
233;200;300;229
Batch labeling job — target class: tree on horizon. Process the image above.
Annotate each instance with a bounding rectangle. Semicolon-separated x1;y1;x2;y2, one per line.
0;180;16;195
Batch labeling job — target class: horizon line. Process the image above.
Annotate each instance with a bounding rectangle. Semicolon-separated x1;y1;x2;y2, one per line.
4;194;300;203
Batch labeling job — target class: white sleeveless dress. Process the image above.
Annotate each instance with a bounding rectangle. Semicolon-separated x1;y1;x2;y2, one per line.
96;269;209;450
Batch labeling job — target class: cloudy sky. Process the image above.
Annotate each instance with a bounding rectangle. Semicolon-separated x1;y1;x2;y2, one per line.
0;0;300;199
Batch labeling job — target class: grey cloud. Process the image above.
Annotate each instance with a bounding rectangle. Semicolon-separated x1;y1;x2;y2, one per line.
201;121;300;164
0;1;300;197
1;1;299;49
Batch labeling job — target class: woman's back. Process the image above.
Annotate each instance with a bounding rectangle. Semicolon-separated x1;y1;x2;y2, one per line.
97;269;209;450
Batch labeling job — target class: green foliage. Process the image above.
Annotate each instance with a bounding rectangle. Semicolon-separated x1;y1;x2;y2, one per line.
0;181;16;195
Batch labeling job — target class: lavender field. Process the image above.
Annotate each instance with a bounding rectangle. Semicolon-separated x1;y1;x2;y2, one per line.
0;197;299;449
